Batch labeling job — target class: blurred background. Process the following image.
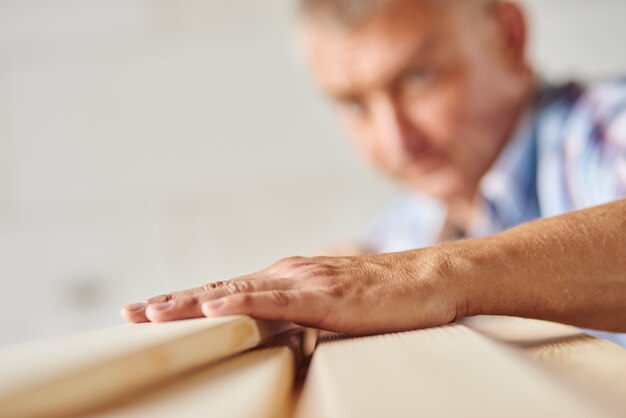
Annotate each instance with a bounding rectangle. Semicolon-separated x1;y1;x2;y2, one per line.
1;0;625;346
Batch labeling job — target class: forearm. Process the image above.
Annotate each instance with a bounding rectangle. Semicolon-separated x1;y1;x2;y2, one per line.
449;199;626;332
122;199;625;335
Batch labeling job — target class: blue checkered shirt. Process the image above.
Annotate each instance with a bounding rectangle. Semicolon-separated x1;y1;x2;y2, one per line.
364;80;626;346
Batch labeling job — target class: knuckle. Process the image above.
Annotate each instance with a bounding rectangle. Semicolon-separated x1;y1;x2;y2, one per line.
277;256;306;268
284;255;305;263
270;290;291;307
225;280;252;294
151;294;172;303
265;256;310;275
202;281;225;292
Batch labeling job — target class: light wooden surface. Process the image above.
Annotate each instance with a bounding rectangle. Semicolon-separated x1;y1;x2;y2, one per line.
2;315;625;418
459;315;584;346
92;347;295;418
0;316;294;418
294;323;615;418
461;316;626;414
527;335;626;412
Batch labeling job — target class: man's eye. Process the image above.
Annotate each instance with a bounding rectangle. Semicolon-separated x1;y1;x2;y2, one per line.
339;98;366;117
406;70;430;84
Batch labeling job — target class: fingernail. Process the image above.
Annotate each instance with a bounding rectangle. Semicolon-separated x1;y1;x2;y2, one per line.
150;301;174;311
124;302;146;312
203;300;224;311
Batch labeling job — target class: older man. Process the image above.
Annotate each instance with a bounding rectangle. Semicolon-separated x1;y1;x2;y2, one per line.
122;0;626;345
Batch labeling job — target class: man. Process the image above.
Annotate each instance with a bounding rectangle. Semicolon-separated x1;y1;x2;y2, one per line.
122;0;626;345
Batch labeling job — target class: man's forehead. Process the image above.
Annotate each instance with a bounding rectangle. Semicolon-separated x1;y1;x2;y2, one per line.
298;0;488;29
303;0;451;96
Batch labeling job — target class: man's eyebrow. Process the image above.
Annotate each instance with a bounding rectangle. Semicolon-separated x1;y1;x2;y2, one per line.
404;37;439;66
376;37;440;88
323;37;441;102
330;91;361;104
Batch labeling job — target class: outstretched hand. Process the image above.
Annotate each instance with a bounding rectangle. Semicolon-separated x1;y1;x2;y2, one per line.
121;249;469;335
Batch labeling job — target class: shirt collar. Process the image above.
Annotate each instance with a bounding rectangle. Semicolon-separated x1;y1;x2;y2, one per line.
471;104;539;235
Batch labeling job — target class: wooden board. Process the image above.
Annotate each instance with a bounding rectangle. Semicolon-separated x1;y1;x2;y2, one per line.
0;316;295;418
294;324;612;418
460;315;626;413
522;333;626;415
459;315;584;346
92;347;295;418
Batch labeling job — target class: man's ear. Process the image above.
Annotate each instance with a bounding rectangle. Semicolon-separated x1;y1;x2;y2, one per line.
488;1;528;70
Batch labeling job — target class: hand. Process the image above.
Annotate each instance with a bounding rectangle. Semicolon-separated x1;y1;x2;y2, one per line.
121;248;469;334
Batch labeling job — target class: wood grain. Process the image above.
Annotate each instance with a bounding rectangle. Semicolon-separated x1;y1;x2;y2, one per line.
0;316;295;418
460;316;626;415
458;315;584;346
92;347;295;418
294;324;612;418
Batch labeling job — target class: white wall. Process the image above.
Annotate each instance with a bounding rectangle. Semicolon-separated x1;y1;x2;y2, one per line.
1;0;625;345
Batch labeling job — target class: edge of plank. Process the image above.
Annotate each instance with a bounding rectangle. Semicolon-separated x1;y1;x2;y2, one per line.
294;324;612;418
0;316;296;418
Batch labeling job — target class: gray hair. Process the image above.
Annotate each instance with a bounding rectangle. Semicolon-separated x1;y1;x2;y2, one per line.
296;0;492;28
296;0;392;27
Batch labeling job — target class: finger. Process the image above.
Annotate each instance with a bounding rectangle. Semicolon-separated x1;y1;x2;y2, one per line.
144;295;204;323
120;274;262;323
201;290;329;327
122;294;178;323
120;302;151;323
145;275;257;303
144;278;297;323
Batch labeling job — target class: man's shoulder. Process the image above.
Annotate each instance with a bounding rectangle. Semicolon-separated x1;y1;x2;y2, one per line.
582;78;626;107
538;78;626;123
534;78;626;214
532;78;626;152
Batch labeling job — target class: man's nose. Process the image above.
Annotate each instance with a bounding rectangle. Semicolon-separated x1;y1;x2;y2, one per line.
371;99;425;158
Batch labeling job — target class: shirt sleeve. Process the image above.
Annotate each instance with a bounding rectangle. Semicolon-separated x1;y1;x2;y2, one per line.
563;82;626;208
606;107;626;195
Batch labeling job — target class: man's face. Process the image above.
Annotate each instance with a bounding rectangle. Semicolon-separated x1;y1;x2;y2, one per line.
303;0;531;200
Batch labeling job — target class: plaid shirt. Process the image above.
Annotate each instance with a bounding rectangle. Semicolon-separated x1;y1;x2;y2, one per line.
364;80;626;346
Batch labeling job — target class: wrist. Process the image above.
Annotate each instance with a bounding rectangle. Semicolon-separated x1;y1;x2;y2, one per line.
435;236;509;320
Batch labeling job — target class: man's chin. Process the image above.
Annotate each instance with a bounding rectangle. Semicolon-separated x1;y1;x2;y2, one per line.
402;173;469;202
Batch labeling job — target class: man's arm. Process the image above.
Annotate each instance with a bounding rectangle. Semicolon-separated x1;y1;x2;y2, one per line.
122;199;626;334
456;198;626;332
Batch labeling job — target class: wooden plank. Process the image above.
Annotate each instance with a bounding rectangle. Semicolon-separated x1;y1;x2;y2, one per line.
91;347;295;418
461;316;626;414
294;324;612;418
459;315;583;346
522;334;626;415
0;316;295;418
